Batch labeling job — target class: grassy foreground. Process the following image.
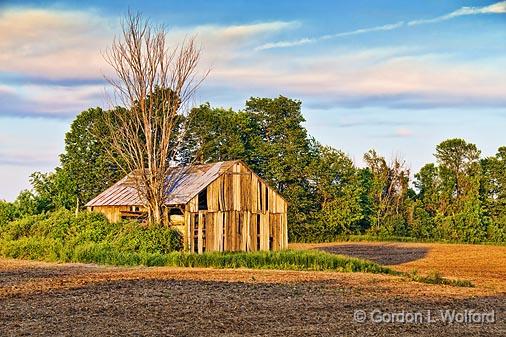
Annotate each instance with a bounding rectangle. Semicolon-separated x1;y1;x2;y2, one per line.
73;246;395;273
0;242;474;287
0;210;391;274
0;209;473;287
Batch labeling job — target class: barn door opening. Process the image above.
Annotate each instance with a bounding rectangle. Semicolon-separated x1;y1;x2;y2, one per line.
193;214;199;253
201;213;206;253
193;212;207;253
256;214;261;250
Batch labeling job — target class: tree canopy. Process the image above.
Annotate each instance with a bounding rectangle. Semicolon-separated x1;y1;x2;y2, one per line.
3;96;505;244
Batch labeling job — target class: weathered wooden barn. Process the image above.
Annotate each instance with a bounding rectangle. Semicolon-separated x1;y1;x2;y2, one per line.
85;160;288;253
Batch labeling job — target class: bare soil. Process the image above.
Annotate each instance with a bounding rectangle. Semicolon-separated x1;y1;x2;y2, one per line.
0;242;504;336
292;241;506;292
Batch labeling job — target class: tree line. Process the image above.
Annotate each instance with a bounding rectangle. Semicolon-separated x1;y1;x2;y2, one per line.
1;96;505;243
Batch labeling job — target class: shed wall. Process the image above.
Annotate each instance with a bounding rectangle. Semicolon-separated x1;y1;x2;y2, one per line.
88;161;288;253
185;162;287;253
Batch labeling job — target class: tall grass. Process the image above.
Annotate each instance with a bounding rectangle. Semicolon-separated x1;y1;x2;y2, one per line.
0;209;474;287
405;270;474;287
71;246;396;273
0;210;390;274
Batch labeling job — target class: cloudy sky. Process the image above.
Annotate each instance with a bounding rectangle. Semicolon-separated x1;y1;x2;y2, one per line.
0;0;505;200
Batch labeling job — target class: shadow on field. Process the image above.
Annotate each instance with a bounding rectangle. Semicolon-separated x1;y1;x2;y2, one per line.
318;244;429;265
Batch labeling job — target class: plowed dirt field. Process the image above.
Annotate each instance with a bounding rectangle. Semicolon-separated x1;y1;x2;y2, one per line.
1;242;504;336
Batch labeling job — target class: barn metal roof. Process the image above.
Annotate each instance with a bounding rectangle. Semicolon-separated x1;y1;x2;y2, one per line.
85;161;237;207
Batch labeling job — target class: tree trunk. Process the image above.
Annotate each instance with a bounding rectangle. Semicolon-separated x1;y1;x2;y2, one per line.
101;12;207;227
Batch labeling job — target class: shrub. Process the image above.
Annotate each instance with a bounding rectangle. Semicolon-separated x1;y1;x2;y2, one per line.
0;209;183;263
486;222;506;243
0;210;476;287
0;236;61;261
2;214;45;241
108;222;183;254
0;200;18;226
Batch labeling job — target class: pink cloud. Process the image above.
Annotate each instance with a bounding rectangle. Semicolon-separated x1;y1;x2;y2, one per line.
395;128;413;138
208;48;506;108
0;8;115;79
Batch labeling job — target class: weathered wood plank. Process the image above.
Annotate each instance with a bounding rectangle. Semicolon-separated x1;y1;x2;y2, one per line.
206;212;214;252
184;209;190;251
189;212;195;253
233;164;241;211
251;175;258;212
217;211;223;252
250;213;257;252
91;161;288;254
263;212;269;251
197;212;203;254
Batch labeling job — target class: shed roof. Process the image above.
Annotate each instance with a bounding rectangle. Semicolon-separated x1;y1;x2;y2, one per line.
85;160;237;207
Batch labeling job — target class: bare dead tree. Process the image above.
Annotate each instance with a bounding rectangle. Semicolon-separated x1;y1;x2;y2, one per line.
102;12;207;225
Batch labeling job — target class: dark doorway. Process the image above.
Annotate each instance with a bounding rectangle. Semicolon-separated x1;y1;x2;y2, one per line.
198;188;208;210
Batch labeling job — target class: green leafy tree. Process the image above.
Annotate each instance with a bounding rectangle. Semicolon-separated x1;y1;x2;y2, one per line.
29;168;76;211
244;96;317;232
12;190;45;217
412;139;485;242
407;200;435;239
434;139;484;242
480;147;506;242
308;145;363;238
435;139;481;206
409;164;441;238
182;103;247;163
363;150;410;236
60;107;123;208
413;163;440;215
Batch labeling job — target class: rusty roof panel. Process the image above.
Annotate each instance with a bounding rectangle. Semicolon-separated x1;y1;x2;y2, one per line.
85;161;237;207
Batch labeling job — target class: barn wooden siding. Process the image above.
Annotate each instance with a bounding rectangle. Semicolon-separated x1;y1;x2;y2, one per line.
86;160;288;253
89;205;137;223
185;162;288;253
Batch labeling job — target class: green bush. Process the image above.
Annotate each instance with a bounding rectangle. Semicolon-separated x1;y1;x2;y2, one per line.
0;209;183;263
0;200;18;226
486;221;506;243
2;214;44;241
0;236;61;261
0;210;476;287
108;221;183;254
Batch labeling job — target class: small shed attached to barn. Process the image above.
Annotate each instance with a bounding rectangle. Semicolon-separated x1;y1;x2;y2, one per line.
85;160;288;253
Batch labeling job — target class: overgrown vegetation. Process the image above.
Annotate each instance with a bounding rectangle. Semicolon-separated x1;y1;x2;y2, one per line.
0;209;474;287
2;12;503;244
405;270;474;288
2;96;505;244
0;210;183;262
0;209;388;272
